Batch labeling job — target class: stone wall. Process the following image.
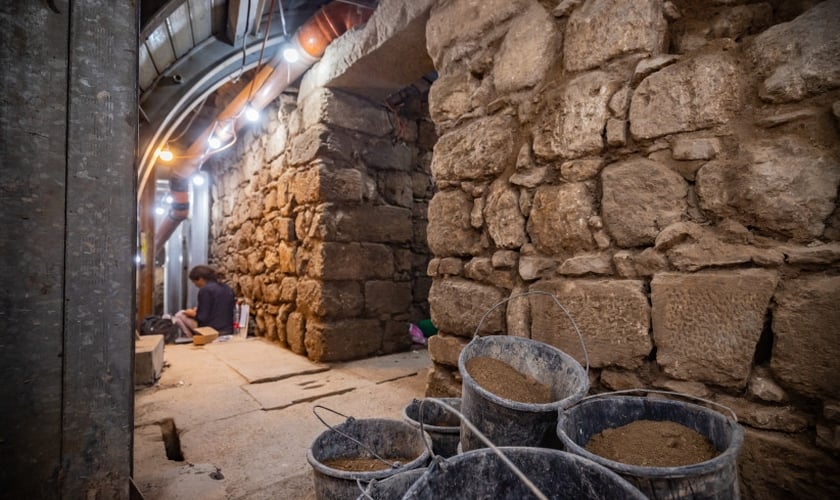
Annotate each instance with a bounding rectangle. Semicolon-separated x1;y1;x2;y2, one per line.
424;0;840;497
206;85;435;361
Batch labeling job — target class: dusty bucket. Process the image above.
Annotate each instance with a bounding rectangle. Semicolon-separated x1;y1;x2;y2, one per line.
557;395;745;499
458;335;588;451
402;398;461;458
355;467;426;500
306;415;432;500
402;447;646;499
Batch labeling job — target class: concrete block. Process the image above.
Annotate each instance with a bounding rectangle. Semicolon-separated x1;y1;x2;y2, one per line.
135;335;164;386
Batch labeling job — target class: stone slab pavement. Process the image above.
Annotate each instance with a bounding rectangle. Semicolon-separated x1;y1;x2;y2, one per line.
133;337;431;500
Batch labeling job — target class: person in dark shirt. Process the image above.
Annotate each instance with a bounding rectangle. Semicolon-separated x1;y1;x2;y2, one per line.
173;265;235;338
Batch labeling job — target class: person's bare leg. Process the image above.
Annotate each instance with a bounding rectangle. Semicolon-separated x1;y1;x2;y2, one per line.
173;310;197;338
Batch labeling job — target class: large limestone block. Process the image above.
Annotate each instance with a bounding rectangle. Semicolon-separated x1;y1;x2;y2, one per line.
530;279;652;369
771;275;840;400
428;278;505;337
602;158;689;247
629;53;741;140
696;137;840;242
427;0;529;71
295;280;364;319
748;0;840;103
428;332;469;367
739;427;840;500
304;319;383;362
427;190;482;257
493;3;558;93
318;205;412;243
361;138;415;171
651;270;779;388
364;281;413;316
428;71;480;124
533;71;617;160
484;182;526;249
301;88;391;137
564;0;667;71
527;183;596;256
431;115;518;181
308;242;393;280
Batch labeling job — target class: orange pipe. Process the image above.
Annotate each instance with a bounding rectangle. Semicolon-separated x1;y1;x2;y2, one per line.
154;1;373;251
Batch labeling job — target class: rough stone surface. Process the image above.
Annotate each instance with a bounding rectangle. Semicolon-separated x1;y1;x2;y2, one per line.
696;137;840;242
749;0;840;103
301;88;392;137
528;183;596;256
530;279;652;369
651;270;778;388
518;255;556;282
748;366;789;403
771;275;840;400
671;136;721;161
484;182;526;249
428;278;505;337
304;319;383;362
534;72;618;160
427;190;482;257
364;281;413;317
564;0;667;71
629;53;741;140
427;333;469;368
425;364;462;397
295;280;363;319
600;369;644;391
493;3;558;93
558;253;613;276
739;427;840;500
432;115;518;181
602;158;689;248
426;0;528;71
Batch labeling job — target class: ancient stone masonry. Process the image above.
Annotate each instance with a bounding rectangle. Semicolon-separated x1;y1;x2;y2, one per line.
205;85;436;362
424;0;840;497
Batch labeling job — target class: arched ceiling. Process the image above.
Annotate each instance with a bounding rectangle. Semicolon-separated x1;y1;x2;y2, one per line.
137;0;358;191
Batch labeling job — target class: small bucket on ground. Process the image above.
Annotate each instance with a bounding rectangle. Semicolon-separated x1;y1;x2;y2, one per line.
402;398;461;458
356;467;426;500
307;406;432;500
402;447;646;499
556;393;745;499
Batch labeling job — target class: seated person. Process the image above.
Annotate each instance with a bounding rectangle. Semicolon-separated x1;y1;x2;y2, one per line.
173;265;235;338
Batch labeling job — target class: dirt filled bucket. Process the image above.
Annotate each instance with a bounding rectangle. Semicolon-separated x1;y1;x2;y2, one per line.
307;407;432;500
402;447;646;499
402;398;461;458
458;335;588;451
557;395;744;499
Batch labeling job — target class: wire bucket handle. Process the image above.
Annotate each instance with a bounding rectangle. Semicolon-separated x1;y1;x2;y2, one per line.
312;405;404;469
417;397;550;500
472;290;590;375
581;389;739;422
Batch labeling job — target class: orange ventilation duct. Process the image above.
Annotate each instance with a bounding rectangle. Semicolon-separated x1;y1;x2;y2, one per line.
154;0;374;251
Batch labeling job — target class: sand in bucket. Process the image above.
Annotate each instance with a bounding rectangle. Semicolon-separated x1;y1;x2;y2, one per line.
307;406;432;500
557;393;744;499
458;292;590;452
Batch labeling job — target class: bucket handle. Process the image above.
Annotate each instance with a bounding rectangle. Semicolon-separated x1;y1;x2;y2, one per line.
311;405;403;469
420;397;550;500
581;389;739;422
472;291;590;375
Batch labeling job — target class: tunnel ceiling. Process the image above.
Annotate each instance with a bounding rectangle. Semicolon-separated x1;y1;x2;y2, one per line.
138;0;350;190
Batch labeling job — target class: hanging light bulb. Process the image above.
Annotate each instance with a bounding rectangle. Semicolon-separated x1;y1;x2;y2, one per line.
244;105;260;122
158;148;174;162
165;194;174;204
207;135;222;149
154;206;165;215
192;174;206;186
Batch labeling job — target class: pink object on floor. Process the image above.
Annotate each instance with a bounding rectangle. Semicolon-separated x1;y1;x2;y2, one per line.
409;323;426;345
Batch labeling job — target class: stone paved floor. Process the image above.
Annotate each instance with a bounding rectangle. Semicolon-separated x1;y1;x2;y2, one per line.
133;337;430;499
